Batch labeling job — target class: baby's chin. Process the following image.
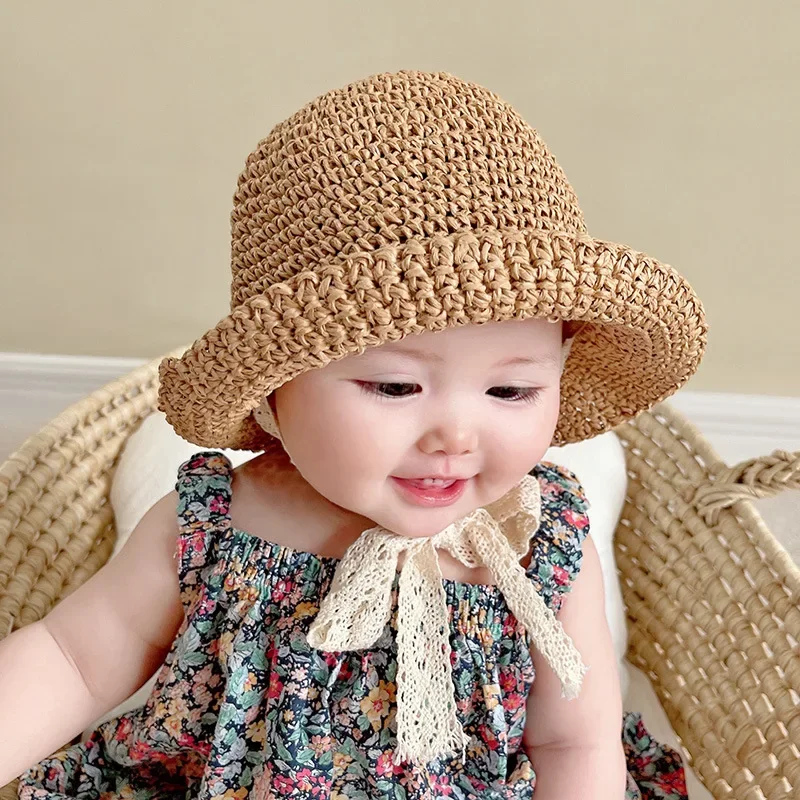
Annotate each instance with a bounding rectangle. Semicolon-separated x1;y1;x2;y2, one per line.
368;505;481;540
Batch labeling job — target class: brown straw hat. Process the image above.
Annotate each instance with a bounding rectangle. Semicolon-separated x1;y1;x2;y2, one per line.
158;70;707;450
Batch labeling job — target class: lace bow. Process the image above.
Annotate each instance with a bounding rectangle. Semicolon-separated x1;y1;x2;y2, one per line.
306;475;588;768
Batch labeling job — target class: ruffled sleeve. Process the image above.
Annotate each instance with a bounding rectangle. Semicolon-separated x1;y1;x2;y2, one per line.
174;449;233;612
525;462;591;614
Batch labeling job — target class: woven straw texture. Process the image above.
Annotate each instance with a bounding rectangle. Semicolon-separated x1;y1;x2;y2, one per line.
1;350;798;799
157;70;707;452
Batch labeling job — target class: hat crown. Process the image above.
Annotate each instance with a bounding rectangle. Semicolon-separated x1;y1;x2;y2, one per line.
229;70;587;309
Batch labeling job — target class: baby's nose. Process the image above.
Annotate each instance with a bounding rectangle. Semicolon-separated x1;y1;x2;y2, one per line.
418;423;478;457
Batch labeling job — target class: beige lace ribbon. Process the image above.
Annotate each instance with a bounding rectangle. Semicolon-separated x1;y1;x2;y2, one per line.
306;474;588;768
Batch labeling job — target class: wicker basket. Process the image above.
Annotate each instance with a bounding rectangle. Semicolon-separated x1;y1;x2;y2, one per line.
1;349;798;799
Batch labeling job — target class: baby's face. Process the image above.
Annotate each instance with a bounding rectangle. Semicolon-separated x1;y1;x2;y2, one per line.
273;318;564;538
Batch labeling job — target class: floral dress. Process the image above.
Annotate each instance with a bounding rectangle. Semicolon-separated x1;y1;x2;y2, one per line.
18;451;688;799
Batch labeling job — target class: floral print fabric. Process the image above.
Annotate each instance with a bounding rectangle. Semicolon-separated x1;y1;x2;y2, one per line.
19;451;688;799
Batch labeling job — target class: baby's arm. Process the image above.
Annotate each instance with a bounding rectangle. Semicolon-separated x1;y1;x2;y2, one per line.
523;534;628;799
0;490;185;785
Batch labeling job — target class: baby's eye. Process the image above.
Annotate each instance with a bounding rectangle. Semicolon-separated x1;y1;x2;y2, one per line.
358;382;420;398
487;386;541;403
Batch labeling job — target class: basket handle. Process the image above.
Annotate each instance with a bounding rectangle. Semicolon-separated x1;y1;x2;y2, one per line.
690;449;800;525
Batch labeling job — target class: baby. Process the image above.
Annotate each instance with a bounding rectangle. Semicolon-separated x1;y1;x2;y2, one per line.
1;70;705;799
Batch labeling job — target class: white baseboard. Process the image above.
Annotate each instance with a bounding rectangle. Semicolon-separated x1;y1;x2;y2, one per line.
668;392;800;463
1;352;799;465
0;352;149;460
0;351;147;395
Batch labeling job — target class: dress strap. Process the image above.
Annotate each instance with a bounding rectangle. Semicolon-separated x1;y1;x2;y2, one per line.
174;450;234;535
526;462;591;614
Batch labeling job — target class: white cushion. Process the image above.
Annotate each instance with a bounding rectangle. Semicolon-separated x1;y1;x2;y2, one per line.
108;410;259;552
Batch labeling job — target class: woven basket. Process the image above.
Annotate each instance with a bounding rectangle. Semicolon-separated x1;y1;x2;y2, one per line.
1;349;798;799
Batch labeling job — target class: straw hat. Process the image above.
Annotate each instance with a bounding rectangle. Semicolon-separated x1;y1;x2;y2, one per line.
158;70;707;450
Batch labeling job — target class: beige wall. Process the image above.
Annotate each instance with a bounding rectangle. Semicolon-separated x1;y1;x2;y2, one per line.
2;1;798;395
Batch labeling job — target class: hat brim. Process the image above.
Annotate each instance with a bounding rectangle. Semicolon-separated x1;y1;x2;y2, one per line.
157;228;707;450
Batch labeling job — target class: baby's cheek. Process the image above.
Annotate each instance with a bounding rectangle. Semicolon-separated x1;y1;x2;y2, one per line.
489;418;555;475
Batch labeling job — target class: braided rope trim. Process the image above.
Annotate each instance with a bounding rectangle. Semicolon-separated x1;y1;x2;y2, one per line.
693;449;800;525
158;228;706;450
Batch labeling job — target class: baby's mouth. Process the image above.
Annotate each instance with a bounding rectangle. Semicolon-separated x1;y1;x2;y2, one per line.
390;476;469;507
